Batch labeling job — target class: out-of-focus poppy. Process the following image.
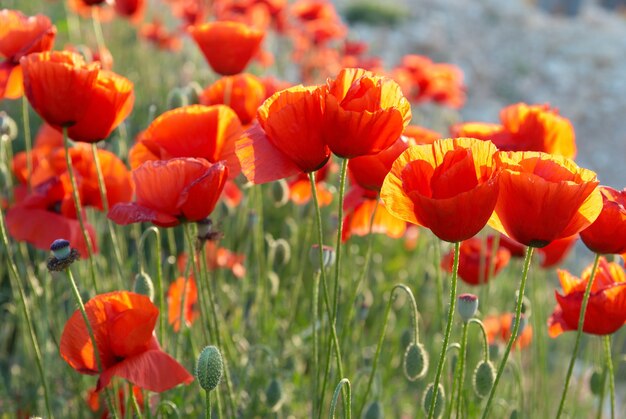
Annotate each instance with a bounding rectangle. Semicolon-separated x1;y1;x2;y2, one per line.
484;313;532;350
167;277;199;332
87;385;143;418
189;20;264;76
402;125;441;145
236;85;329;184
489;151;601;247
200;74;265;125
108;158;227;227
114;0;145;22
287;159;334;206
498;233;578;269
66;0;116;21
290;0;346;46
548;258;626;337
60;291;194;391
321;68;411;158
451;103;576;159
381;138;500;243
0;10;56;100
261;76;292;98
139;19;182;51
441;236;511;286
177;243;247;278
580;186;626;255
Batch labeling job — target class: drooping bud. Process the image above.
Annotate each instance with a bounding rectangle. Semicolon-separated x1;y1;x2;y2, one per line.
265;378;283;410
403;342;428;381
133;272;154;301
166;87;189;110
309;244;336;271
457;293;478;322
185;81;203;105
47;239;80;272
473;360;496;398
422;383;445;419
363;400;383;419
589;369;604;396
271;238;291;267
195;346;223;392
269;179;289;207
0;112;18;141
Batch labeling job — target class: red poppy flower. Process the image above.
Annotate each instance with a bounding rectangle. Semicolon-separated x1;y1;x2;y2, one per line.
189;20;264;76
87;385;143;418
498;234;578;269
167;277;199;332
287;159;334;206
548;258;626;337
129;104;242;177
489;151;601;247
290;0;346;46
177;242;246;279
321;68;411;158
381;137;500;243
451;103;576;159
441;236;511;286
108;158;227;227
236;85;329;184
402;125;441;145
200;74;265;125
348;136;411;192
140;19;182;51
0;10;56;100
60;291;194;392
580;186;626;255
114;0;145;22
484;313;532;350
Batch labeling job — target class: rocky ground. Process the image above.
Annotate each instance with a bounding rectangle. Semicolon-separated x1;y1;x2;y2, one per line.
348;0;626;188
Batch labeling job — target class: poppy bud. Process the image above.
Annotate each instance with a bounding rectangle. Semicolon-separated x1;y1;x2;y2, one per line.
589;369;604;396
269;179;289;207
0;112;17;141
265;378;283;410
457;293;478;323
309;245;336;271
166;87;188;110
185;81;203;105
47;239;80;272
197;218;223;244
473;360;495;398
195;346;223;392
510;409;519;419
133;272;154;301
271;239;291;267
363;400;383;419
403;342;428;381
422;383;445;419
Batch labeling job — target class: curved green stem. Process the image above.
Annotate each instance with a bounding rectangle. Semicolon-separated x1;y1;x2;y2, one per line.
138;227;164;344
130;385;143;419
332;158;348;325
455;322;469;418
604;335;615;419
481;246;534;419
428;241;460;419
469;319;490;362
555;252;601;418
329;378;351;419
21;96;32;193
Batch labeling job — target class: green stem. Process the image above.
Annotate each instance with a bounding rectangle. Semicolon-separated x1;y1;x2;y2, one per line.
312;270;321;418
130;385;143;419
604;335;615;419
206;390;212;419
428;241;460;419
332;159;348;323
21;96;32;193
329;378;351;419
62;127;98;292
555;253;601;418
433;237;444;329
481;246;534;419
455;322;469;419
469;319;490;362
91;7;107;53
0;208;53;418
596;365;608;419
138;227;164;345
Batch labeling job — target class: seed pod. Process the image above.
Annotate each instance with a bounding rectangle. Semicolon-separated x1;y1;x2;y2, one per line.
195;346;223;391
133;272;155;301
457;293;478;322
422;383;445;419
309;244;336;271
265;378;283;410
47;239;80;272
403;342;428;381
473;360;495;398
362;400;383;419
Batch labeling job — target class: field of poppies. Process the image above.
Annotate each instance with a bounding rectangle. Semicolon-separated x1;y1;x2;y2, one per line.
1;0;625;418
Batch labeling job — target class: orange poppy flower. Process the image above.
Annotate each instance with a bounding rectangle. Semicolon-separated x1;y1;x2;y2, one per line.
177;242;247;279
451;103;576;159
290;0;346;46
129;104;242;177
200;73;265;125
402;125;441;145
261;76;292;98
548;258;626;337
488;151;601;247
167;277;199;332
60;291;194;391
236;85;329;184
484;313;532;350
189;20;264;76
0;10;56;100
342;185;406;242
348;136;411;192
321;68;411;158
114;0;145;22
139;19;182;51
441;236;511;286
580;186;626;255
108;158;227;227
381;138;500;243
287;159;334;206
498;233;578;269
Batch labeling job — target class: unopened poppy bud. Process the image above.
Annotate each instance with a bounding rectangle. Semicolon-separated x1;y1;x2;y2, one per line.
265;378;283;410
509;409;519;419
457;293;478;322
47;239;80;272
309;244;336;271
363;400;383;419
272;239;291;267
473;360;496;398
133;272;154;301
269;179;289;207
403;342;428;381
185;81;203;105
422;383;445;419
166;87;188;110
0;112;17;141
589;369;604;396
195;346;223;391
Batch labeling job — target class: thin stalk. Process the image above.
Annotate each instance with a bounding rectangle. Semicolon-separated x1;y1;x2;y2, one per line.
312;270;321;419
91;7;107;53
596;365;608;419
175;225;196;355
130;385;143;419
138;227;164;345
428;241;461;419
455;322;469;419
21;96;32;193
481;246;534;419
0;208;53;418
206;390;212;419
329;378;351;419
62;127;98;292
605;335;615;419
555;253;601;418
469;319;490;362
332;159;348;323
433;237;444;329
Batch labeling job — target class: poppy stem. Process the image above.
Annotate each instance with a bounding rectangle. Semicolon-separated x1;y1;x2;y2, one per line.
138;227;165;347
91;7;107;56
62;127;99;293
454;321;469;418
469;319;490;363
312;269;320;419
604;335;615;419
332;158;348;323
481;246;534;419
433;237;444;329
206;389;212;419
21;96;32;193
130;385;143;419
329;378;351;419
555;252;601;418
0;208;53;418
428;241;460;419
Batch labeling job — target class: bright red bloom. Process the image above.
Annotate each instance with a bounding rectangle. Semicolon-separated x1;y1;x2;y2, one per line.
140;19;182;51
290;0;346;46
287;159;334;206
402;125;441;145
60;291;194;391
498;234;578;269
484;313;532;350
109;158;227;227
489;151;601;247
189;20;264;75
0;10;56;100
580;186;626;254
322;68;411;158
451;103;576;159
167;277;199;332
548;258;626;337
200;74;265;125
348;136;411;192
114;0;145;22
441;236;511;286
381;138;500;243
177;242;247;279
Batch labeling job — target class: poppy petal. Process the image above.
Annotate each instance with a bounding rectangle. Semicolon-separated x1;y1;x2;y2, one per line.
108;202;179;227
